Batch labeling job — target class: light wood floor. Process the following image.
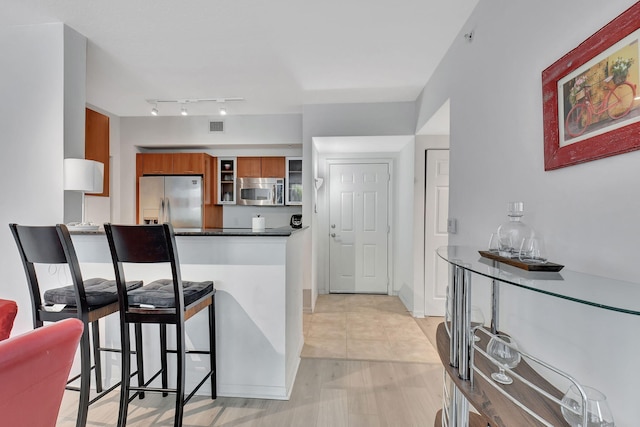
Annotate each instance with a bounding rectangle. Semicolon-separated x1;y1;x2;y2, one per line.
57;295;444;427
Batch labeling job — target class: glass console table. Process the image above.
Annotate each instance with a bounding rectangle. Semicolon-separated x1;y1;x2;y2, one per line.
436;246;639;427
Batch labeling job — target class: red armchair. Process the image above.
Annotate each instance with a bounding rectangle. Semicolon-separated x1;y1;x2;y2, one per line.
0;299;17;340
0;318;83;427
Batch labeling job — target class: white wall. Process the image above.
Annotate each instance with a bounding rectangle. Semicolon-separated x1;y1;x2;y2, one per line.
84;104;121;225
415;1;640;424
314;139;413;301
62;26;88;224
0;24;86;334
394;140;415;307
303;102;416;310
411;135;449;317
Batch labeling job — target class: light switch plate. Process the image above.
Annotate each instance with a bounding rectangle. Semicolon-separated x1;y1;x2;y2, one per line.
447;218;457;234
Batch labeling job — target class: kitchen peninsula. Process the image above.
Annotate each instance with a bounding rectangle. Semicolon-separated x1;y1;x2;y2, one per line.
70;226;307;400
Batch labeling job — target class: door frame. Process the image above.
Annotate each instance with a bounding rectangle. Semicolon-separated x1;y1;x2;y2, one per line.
323;158;394;295
424;149;449;316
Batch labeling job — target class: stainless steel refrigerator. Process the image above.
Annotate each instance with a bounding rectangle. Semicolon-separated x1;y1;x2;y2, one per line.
139;176;203;228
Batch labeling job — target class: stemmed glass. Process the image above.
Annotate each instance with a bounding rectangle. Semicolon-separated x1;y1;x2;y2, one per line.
561;385;615;427
486;334;521;385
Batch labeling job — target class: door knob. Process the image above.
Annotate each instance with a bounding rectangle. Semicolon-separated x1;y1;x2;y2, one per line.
331;233;336;237
331;224;336;229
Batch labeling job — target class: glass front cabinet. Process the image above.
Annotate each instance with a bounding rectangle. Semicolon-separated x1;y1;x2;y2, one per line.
217;157;236;205
285;157;302;205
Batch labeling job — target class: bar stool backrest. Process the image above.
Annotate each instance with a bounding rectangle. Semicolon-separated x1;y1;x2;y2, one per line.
104;223;185;316
9;224;89;321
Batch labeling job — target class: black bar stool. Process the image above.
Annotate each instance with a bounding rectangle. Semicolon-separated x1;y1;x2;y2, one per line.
104;223;216;427
9;223;144;427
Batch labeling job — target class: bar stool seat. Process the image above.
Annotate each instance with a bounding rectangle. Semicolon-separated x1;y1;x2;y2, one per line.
44;278;142;307
127;279;213;308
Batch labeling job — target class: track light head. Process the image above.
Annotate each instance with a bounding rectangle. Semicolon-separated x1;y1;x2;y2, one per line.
151;106;158;116
180;105;188;116
219;107;227;116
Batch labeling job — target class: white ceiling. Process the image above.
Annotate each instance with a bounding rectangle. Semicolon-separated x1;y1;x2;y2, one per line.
1;0;477;118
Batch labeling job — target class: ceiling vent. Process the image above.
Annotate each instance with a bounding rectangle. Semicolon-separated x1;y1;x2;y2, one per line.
209;121;225;133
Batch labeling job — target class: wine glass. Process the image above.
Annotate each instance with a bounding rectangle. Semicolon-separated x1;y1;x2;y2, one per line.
561;385;615;427
486;334;521;385
470;306;484;342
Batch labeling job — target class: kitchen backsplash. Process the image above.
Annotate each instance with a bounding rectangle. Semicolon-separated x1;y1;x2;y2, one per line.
222;205;302;229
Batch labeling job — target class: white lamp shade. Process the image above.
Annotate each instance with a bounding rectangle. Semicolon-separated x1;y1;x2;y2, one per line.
64;158;104;193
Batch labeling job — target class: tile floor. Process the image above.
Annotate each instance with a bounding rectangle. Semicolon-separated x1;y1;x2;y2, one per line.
302;294;441;364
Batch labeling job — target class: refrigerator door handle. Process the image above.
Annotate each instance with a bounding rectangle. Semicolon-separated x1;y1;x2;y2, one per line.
160;198;165;223
165;197;171;224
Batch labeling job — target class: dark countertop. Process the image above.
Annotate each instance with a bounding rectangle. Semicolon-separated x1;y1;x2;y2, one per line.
174;226;307;236
70;226;307;237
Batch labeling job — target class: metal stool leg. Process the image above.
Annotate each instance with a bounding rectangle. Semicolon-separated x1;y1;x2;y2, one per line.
76;326;91;427
134;323;145;399
117;322;131;427
91;321;103;393
174;324;186;427
161;324;168;397
209;300;216;399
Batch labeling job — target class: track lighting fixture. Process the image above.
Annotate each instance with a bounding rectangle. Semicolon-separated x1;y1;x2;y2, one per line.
145;97;244;116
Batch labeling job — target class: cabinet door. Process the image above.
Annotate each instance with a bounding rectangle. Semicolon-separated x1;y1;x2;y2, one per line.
261;157;286;178
286;157;303;205
217;157;236;204
237;157;261;177
173;153;205;174
141;153;173;175
85;108;109;196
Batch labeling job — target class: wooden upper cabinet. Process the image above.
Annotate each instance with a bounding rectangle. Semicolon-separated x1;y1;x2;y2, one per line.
237;157;262;178
261;157;286;177
237;157;285;178
140;153;173;175
85;108;109;196
173;153;205;174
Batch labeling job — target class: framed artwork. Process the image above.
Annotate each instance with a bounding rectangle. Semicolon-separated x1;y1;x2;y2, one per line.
542;3;640;170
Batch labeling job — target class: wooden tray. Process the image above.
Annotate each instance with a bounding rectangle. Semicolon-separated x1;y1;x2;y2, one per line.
479;250;564;272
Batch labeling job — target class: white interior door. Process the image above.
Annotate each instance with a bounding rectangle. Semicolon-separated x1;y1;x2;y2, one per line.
424;150;450;315
329;163;389;294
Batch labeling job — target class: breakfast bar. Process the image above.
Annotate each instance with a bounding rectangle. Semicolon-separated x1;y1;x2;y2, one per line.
69;227;307;400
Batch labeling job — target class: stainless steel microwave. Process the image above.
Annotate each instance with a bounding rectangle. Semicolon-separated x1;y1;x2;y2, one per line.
237;178;284;206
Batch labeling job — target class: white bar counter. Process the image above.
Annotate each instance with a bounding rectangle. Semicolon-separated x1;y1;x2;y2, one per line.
71;227;307;400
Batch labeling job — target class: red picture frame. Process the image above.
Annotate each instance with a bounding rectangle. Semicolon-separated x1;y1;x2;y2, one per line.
542;3;640;170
